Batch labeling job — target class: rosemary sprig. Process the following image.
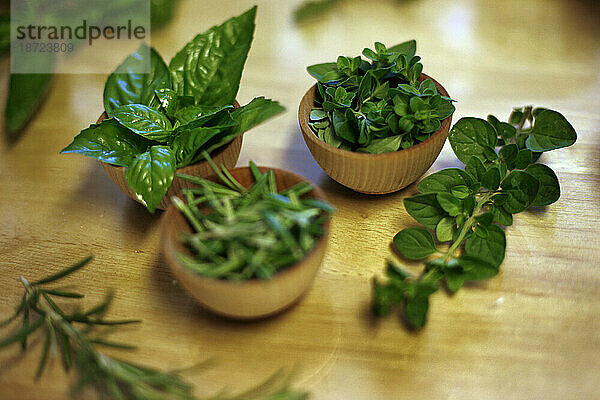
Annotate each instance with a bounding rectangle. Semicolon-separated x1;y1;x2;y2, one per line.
175;157;333;281
0;257;309;399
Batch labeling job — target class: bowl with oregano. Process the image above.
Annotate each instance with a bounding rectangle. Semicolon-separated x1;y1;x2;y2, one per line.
299;40;455;194
61;7;285;212
160;156;333;319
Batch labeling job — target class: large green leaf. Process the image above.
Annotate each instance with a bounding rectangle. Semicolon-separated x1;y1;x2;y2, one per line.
403;194;448;230
5;73;53;135
125;146;176;213
525;164;560;206
458;256;499;281
112;104;173;142
448;117;498;164
169;6;256;106
60;119;151;167
192;97;285;159
393;227;437;260
103;43;170;116
464;224;506;268
500;170;540;213
229;97;285;135
417;168;473;194
526;109;577;152
170;126;224;167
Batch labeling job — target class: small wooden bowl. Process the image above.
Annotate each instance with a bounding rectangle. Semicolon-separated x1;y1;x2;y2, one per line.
298;74;453;194
160;166;330;319
97;102;242;211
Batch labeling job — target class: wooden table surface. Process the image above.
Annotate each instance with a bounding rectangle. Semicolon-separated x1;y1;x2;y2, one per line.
1;0;599;399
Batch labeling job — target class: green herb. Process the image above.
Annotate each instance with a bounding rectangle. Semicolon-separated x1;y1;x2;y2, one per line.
61;7;286;213
293;0;420;24
372;106;577;329
174;156;333;280
3;1;179;137
0;256;308;400
306;41;455;154
293;0;341;23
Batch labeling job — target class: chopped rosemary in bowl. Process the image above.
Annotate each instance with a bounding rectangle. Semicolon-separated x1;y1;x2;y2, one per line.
160;155;333;318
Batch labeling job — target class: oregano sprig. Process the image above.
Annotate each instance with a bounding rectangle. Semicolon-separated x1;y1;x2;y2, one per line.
372;106;577;329
0;257;308;399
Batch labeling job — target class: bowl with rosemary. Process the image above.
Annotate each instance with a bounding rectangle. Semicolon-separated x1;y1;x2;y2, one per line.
299;40;455;194
61;7;285;212
160;158;333;319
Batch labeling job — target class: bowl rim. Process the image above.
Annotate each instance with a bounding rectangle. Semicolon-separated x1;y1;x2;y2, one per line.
298;73;453;160
160;165;331;288
97;99;242;174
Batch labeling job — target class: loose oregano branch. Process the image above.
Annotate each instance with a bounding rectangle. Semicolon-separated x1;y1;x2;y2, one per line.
371;106;577;329
0;257;308;399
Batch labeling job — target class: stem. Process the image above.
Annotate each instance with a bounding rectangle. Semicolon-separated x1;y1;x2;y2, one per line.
513;105;533;144
443;192;494;262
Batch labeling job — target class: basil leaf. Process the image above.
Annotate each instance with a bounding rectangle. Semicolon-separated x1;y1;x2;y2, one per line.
60;119;151;167
155;89;194;118
448;117;498;164
500;170;540;213
103;43;170;116
418;168;472;194
393;227;437;260
525;109;577;152
169;6;256;106
5;73;53;135
229;97;286;135
125;146;175;213
525;164;560;206
112;104;173;142
171;126;224;167
465;224;506;268
356;135;402;154
175;105;232;126
404;194;448;230
388;40;416;58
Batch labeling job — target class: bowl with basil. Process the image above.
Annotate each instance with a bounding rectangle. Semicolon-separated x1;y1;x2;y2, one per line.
299;40;455;194
61;7;285;212
160;160;333;319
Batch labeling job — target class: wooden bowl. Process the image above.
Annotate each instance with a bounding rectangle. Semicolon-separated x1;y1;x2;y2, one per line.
160;166;330;319
97;102;242;211
298;74;453;194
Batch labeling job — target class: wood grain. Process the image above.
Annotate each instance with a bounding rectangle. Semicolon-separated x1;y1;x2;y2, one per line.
0;0;599;399
298;74;451;194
